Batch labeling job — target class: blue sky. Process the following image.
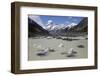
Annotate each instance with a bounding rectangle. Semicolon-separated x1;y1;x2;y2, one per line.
39;15;85;26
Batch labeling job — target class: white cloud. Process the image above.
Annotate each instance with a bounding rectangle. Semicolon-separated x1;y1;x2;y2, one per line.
47;20;53;25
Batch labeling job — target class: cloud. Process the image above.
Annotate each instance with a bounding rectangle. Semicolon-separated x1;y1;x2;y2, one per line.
47;20;53;25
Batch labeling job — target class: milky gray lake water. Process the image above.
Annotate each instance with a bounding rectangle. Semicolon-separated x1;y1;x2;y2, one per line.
28;36;88;61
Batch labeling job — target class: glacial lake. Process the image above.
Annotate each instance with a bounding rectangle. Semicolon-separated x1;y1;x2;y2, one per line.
28;36;88;61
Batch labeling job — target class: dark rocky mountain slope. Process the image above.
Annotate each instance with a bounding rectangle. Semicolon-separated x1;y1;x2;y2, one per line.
28;18;50;37
69;17;88;32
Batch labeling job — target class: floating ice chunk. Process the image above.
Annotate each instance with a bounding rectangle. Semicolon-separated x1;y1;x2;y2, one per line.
67;48;77;57
44;48;49;53
37;48;49;56
58;43;64;47
46;36;52;39
71;48;77;54
67;48;73;55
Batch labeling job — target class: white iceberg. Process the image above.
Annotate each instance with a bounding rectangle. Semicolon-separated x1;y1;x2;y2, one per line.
58;43;64;47
67;48;77;57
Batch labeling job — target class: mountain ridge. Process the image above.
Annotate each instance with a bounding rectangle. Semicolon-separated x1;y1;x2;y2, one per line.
28;17;88;37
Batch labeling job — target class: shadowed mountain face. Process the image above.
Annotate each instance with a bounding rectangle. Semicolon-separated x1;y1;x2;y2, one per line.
63;17;88;37
76;17;88;32
28;18;50;37
68;17;88;32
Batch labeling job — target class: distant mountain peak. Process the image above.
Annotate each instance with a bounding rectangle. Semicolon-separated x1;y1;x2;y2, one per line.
45;22;77;31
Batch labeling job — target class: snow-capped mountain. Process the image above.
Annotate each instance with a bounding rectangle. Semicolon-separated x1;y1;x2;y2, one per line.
45;22;77;31
44;17;87;36
44;21;77;36
67;23;77;29
28;16;88;37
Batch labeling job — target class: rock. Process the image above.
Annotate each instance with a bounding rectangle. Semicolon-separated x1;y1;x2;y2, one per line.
77;45;84;48
85;38;88;39
67;54;75;57
37;52;47;56
62;38;72;41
